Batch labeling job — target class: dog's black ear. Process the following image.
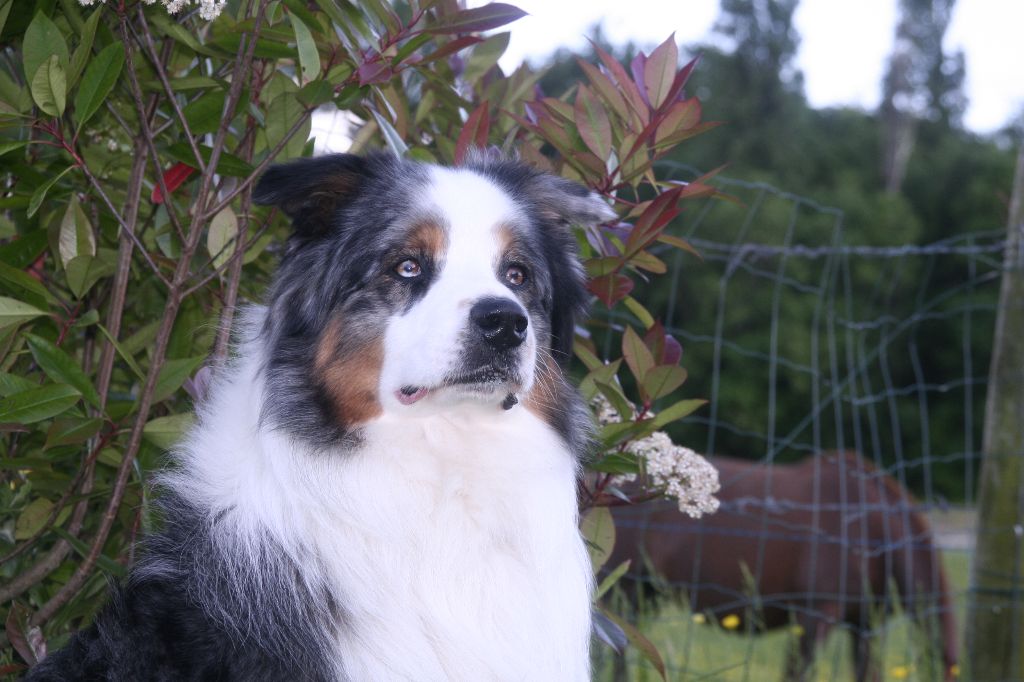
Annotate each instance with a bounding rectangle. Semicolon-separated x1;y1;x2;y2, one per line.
253;154;371;237
532;176;615;366
534;175;617;229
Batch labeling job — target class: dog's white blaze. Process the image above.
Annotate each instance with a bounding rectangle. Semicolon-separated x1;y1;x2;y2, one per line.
379;167;537;411
171;178;594;678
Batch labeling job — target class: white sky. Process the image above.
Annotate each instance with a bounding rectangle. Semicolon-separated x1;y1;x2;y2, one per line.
474;0;1024;134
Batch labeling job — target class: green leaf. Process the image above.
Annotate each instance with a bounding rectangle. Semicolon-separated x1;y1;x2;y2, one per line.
650;398;706;428
575;84;612;161
642;365;687;402
598;606;668;681
58;196;96;268
165;143;254;178
15;497;53;540
52;527;126;577
151;356;205;404
0;295;47;330
265;93;310;159
621;325;654;383
27;165;74;218
296;80;333;107
0;371;35;397
207;206;238;270
26;333;102;409
183;88;227;137
622;296;654;329
97;323;145;381
369;109;408;158
65;249;116;300
0;230;48;268
23;12;69;87
143;413;194;450
643;33;678;109
290;12;320;84
0;140;29;156
73;41;124;130
0;383;80;423
462;31;509;84
0;260;53;310
580;506;615;572
590;452;641;476
45;416;102;449
0;0;12;37
596;559;632;599
31;54;67;117
68;7;102;87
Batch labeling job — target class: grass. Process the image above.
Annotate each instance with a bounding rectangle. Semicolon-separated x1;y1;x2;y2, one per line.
594;549;971;682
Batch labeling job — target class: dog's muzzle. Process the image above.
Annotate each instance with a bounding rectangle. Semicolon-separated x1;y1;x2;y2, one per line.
470;297;528;351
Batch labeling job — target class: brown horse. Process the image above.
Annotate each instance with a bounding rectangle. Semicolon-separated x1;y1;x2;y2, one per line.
606;452;959;682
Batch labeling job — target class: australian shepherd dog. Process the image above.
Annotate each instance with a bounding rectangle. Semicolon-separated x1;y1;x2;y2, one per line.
28;152;614;681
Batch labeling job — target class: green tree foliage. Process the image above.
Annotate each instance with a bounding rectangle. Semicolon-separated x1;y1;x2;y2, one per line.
536;0;1015;501
0;1;719;675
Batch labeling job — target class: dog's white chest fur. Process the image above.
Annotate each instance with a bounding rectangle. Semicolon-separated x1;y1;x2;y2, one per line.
175;351;593;681
331;412;592;681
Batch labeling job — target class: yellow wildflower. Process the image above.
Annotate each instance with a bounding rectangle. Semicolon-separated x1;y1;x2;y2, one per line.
890;665;911;679
721;614;741;630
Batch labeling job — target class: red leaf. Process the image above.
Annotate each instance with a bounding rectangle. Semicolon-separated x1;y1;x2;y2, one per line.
575;84;612;161
577;59;629;122
419;36;484;65
656;98;701;145
591;41;649;127
629;52;649;107
588;272;634;308
643;34;678;109
643;321;683;365
426;3;527;34
151;162;196;204
357;61;393;86
455;101;491;165
662;54;700;107
625;186;684;254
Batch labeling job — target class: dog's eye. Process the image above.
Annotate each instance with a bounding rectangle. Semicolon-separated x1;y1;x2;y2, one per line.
505;265;527;287
395;259;422;278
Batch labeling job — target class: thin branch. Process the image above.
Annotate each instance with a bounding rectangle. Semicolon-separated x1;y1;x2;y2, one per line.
132;10;207;174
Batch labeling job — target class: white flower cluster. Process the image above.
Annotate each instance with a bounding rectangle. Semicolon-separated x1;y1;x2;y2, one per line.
78;0;226;21
628;432;721;518
595;395;720;518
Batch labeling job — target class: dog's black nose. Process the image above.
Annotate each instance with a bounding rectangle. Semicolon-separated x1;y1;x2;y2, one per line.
470;297;528;350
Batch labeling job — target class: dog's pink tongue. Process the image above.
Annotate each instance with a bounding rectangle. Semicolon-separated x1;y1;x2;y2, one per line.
396;387;428;405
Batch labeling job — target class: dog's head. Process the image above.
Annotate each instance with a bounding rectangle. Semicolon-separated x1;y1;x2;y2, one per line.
253;153;612;448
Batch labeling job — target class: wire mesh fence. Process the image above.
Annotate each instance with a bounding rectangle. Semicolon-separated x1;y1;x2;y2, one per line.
592;161;1012;681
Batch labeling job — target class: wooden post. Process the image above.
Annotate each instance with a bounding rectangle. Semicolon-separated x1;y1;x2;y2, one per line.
968;145;1024;680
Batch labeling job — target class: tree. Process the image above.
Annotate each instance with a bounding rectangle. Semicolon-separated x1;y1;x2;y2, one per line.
880;0;966;193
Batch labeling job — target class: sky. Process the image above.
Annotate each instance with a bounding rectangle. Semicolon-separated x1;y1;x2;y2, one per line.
470;0;1024;134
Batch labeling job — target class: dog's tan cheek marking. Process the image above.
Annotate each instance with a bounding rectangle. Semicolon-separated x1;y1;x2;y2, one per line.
314;317;384;427
524;352;561;428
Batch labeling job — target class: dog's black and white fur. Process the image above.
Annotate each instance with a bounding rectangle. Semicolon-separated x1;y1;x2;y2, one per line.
28;153;614;681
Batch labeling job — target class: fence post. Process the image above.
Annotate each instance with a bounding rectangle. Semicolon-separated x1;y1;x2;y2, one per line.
968;144;1024;680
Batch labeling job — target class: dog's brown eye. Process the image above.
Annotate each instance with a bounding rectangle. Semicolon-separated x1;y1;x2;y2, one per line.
396;259;422;278
505;265;527;287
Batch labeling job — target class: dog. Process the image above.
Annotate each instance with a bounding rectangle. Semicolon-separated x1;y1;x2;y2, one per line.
27;152;614;681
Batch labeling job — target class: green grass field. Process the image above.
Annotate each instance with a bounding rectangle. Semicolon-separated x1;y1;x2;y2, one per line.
594;550;971;682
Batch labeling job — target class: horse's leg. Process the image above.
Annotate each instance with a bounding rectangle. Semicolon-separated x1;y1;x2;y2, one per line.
850;628;881;682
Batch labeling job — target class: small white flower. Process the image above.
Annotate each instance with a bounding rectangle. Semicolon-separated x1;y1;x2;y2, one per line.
593;395;721;517
82;0;225;20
